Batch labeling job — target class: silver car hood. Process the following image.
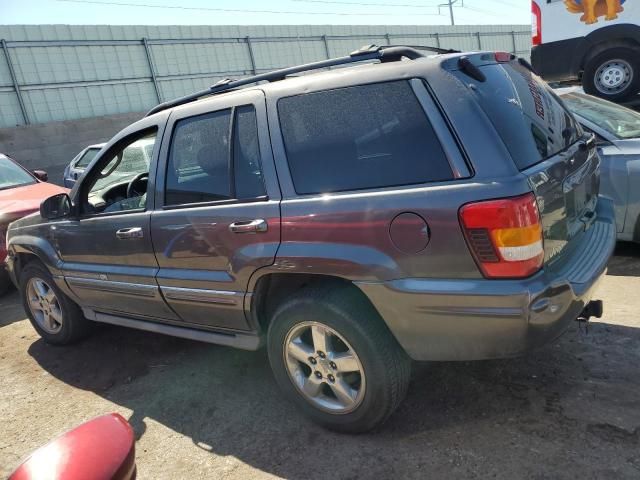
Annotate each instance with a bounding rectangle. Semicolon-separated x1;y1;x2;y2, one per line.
611;138;640;154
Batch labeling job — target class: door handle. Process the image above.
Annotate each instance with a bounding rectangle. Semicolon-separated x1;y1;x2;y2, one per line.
228;219;268;234
116;227;144;240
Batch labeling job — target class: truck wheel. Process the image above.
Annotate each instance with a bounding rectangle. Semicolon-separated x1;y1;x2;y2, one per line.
267;285;411;433
583;47;640;102
19;262;93;345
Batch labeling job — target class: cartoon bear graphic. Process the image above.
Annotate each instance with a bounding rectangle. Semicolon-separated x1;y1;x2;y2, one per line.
564;0;626;24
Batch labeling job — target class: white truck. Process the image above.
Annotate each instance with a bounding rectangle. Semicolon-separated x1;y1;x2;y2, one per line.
531;0;640;102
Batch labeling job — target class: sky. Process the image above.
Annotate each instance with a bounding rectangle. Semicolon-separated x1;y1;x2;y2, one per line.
0;0;528;25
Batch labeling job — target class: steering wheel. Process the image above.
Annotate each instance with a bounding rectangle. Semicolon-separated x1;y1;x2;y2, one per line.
127;172;149;198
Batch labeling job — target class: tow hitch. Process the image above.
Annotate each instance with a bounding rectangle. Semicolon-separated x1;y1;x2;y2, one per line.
576;300;603;323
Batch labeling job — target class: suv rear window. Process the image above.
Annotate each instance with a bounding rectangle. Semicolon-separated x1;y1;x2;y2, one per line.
454;60;582;170
278;81;454;195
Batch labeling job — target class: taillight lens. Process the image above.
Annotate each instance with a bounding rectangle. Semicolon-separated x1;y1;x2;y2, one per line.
460;193;544;279
532;1;542;46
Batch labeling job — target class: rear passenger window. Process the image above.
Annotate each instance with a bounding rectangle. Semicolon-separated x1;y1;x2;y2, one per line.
165;105;265;206
278;81;454;195
234;105;266;199
166;109;232;206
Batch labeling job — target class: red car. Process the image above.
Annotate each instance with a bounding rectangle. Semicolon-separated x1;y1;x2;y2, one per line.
9;413;136;480
0;153;68;293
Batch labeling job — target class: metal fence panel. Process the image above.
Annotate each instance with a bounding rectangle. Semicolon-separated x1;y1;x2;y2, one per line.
0;24;530;128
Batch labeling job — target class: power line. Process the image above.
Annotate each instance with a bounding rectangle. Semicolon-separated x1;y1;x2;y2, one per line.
461;4;503;16
465;0;523;11
292;0;442;9
56;0;442;16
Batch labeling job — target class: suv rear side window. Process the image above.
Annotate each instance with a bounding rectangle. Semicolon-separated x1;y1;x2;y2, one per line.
454;60;582;170
278;81;454;195
166;105;266;206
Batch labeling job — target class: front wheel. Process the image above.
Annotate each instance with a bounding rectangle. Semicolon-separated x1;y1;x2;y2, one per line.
583;47;640;102
267;285;411;433
19;262;93;345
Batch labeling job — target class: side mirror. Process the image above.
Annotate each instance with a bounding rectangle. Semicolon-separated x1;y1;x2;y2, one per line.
40;193;72;220
32;170;48;182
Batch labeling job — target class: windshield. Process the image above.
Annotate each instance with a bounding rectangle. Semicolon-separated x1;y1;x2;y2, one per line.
75;147;101;169
0;156;36;190
561;92;640;140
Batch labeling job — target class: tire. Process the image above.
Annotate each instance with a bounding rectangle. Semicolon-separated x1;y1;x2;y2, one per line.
583;47;640;102
0;269;11;297
19;261;93;345
267;284;411;433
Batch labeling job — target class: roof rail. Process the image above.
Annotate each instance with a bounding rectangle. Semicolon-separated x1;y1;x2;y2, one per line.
145;45;429;117
385;44;460;55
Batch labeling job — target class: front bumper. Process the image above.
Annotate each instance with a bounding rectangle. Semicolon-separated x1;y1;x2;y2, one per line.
358;198;616;361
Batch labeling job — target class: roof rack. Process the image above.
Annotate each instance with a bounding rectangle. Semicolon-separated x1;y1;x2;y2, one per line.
146;45;441;117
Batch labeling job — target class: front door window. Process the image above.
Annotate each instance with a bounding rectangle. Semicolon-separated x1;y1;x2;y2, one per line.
85;130;157;214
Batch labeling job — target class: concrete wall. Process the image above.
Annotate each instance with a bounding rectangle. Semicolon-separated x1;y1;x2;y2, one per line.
0;111;143;185
0;24;531;127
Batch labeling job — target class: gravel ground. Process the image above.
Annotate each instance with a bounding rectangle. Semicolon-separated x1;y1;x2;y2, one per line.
1;244;640;479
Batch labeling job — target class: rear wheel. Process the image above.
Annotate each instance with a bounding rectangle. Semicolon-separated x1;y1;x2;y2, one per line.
583;47;640;102
267;285;411;433
19;262;93;344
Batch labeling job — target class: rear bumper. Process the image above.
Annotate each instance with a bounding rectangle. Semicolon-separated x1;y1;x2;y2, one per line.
358;197;616;361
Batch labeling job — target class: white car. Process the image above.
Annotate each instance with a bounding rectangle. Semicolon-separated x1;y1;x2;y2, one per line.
62;143;105;188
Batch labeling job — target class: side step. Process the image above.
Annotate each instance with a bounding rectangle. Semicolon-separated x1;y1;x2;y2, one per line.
87;311;262;351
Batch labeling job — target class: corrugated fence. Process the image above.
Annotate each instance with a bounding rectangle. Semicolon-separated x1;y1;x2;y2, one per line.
0;24;531;128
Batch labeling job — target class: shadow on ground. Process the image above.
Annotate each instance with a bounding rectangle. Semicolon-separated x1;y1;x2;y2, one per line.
607;242;640;277
0;289;26;328
27;316;640;479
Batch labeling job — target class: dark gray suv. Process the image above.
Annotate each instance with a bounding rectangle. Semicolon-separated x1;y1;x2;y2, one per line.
5;46;616;432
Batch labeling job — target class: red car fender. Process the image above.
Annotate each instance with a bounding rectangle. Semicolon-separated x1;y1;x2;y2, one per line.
9;413;136;480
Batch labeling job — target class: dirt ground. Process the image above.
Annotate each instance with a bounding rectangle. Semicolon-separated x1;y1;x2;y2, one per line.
1;245;640;479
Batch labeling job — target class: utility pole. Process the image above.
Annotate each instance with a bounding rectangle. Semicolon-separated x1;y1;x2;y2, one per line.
448;0;455;26
439;0;458;26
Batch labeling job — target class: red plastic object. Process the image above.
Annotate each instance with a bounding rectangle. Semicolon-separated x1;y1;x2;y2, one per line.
9;413;136;480
531;1;542;46
494;52;513;63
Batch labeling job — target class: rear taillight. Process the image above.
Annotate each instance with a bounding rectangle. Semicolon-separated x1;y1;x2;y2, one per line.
532;1;542;46
459;193;544;279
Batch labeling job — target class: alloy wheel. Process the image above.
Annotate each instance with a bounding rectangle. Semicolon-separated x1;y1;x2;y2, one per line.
26;278;63;334
283;321;366;414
